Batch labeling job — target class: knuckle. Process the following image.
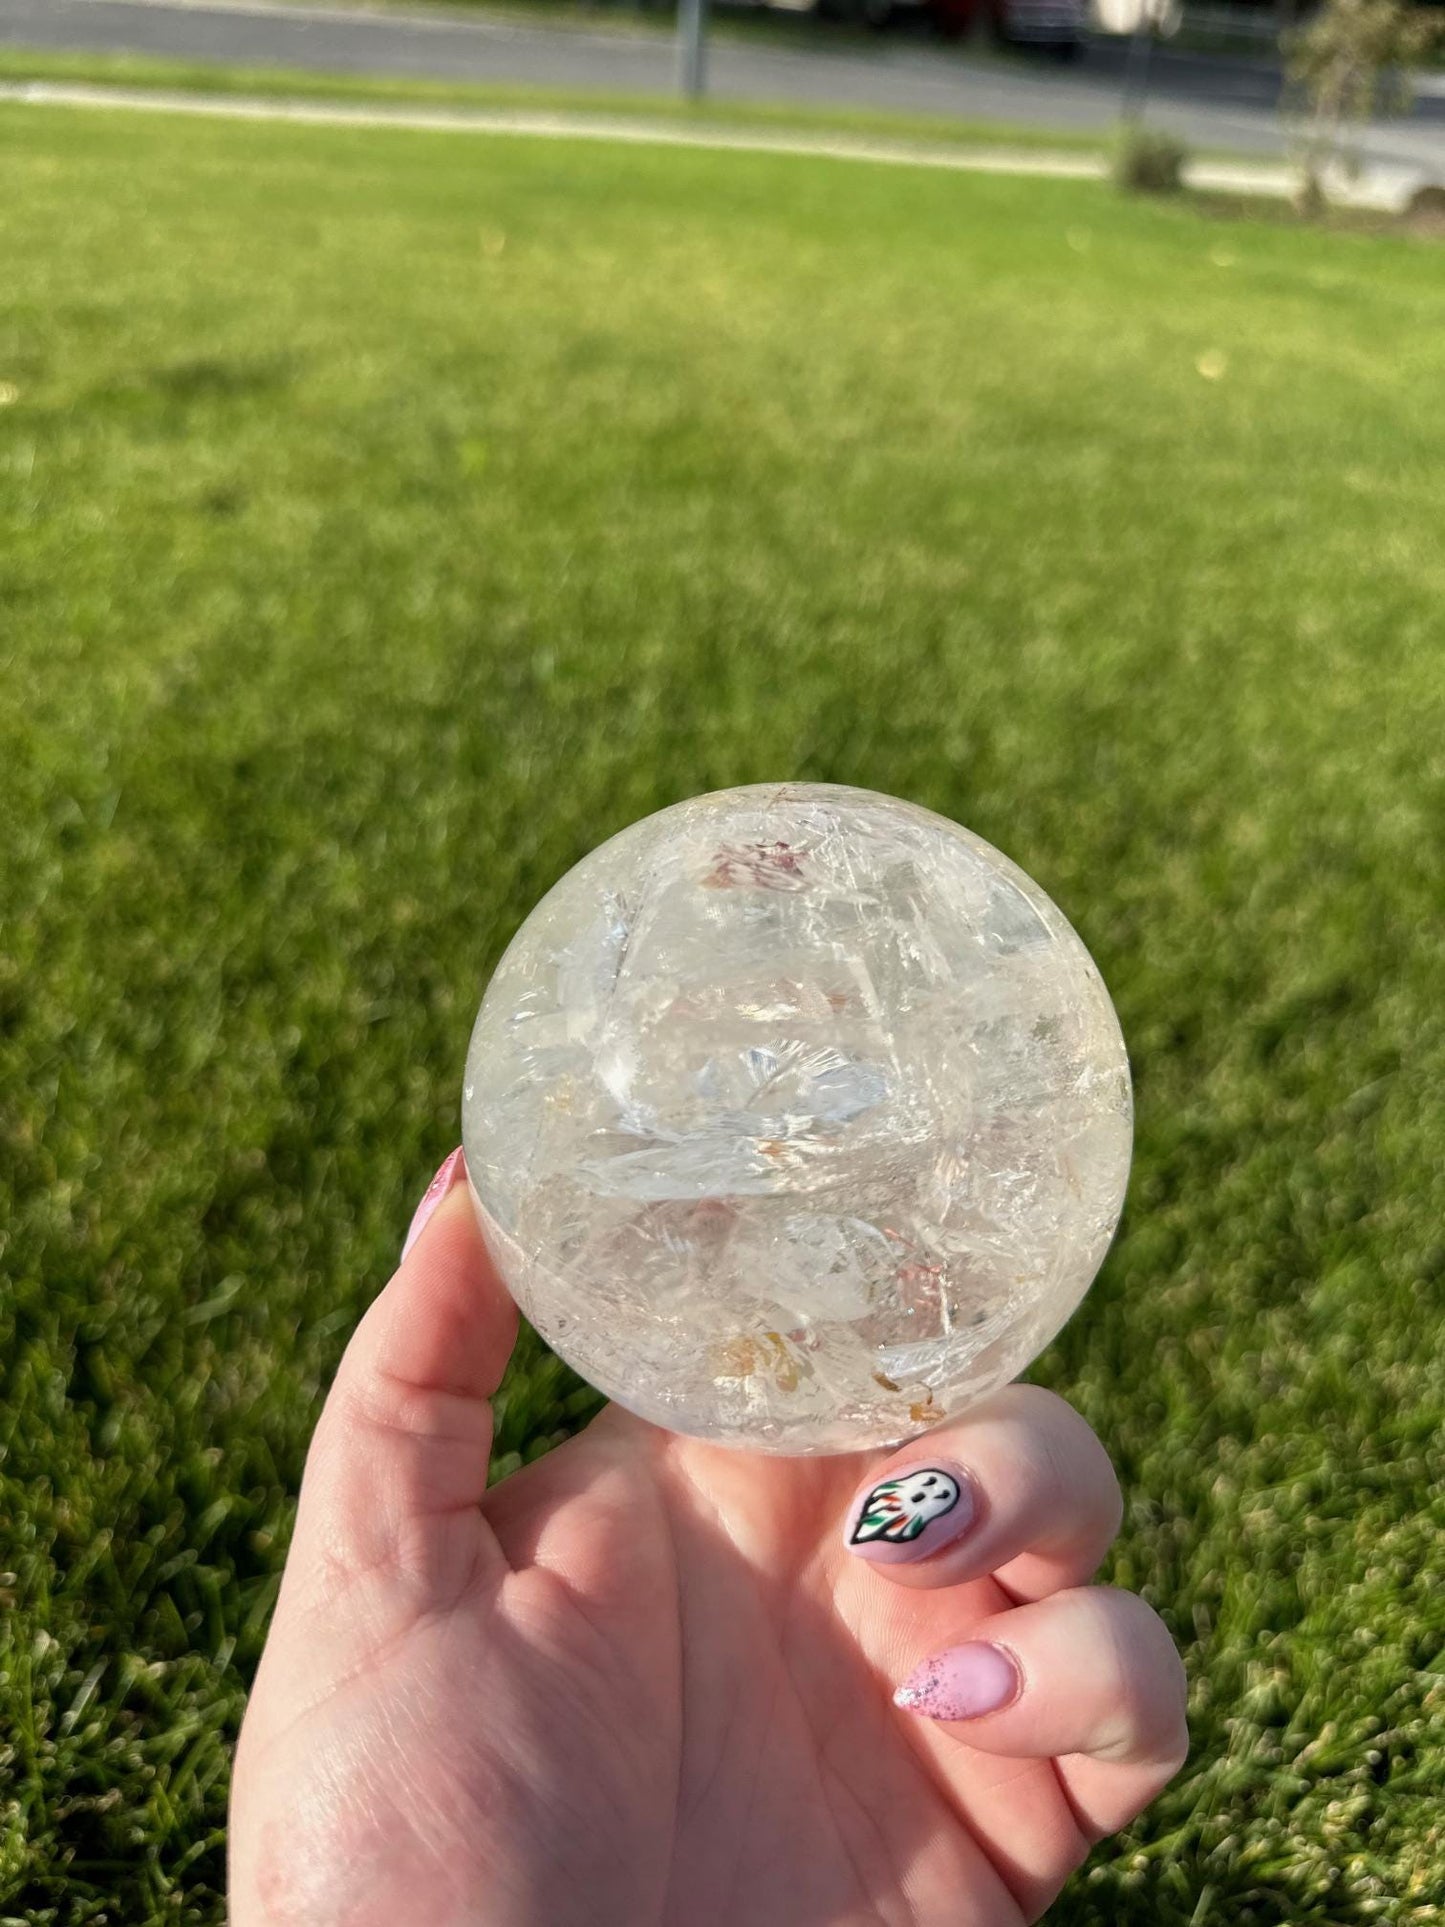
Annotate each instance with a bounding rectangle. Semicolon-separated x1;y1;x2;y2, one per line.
1034;1404;1123;1545
344;1368;476;1449
1093;1587;1189;1768
1005;1382;1078;1433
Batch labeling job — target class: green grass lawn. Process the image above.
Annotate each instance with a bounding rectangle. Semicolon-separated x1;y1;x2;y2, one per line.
2;98;1443;1927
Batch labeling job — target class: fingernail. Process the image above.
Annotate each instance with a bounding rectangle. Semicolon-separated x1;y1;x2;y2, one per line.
843;1460;976;1564
893;1643;1020;1723
401;1147;467;1260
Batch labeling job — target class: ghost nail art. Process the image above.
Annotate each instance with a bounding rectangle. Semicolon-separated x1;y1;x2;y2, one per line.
845;1464;973;1561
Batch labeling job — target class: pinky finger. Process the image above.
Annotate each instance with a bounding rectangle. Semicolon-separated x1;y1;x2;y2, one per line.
894;1586;1188;1841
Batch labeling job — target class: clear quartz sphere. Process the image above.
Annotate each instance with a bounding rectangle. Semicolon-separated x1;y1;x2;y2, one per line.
462;783;1132;1454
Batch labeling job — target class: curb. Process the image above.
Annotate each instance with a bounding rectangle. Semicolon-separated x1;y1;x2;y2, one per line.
0;79;1428;211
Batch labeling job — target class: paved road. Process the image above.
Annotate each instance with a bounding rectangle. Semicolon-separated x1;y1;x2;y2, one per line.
4;0;1442;173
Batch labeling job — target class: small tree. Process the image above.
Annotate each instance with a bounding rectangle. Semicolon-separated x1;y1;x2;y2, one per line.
1287;0;1443;210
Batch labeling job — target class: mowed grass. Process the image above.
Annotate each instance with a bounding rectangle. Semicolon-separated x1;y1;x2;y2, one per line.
1;99;1443;1927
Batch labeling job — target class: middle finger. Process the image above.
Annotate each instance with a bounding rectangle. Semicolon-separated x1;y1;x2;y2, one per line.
839;1383;1122;1602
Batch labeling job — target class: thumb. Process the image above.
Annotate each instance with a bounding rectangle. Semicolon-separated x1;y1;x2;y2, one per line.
286;1148;520;1609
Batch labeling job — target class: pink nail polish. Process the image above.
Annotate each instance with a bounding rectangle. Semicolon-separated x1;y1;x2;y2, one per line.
893;1643;1020;1723
843;1461;976;1564
401;1147;467;1260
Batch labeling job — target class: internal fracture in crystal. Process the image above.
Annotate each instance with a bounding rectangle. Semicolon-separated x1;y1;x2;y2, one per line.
462;784;1132;1454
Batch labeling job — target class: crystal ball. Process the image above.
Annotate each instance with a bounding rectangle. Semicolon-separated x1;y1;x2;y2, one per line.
462;783;1131;1454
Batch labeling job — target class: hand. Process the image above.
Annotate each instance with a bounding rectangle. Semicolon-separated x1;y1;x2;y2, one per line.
230;1151;1187;1927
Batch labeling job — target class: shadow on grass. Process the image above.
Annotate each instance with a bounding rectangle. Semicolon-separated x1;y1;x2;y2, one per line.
87;353;303;420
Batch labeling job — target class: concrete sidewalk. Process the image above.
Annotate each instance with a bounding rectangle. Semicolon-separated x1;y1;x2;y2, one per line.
1;75;1431;211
